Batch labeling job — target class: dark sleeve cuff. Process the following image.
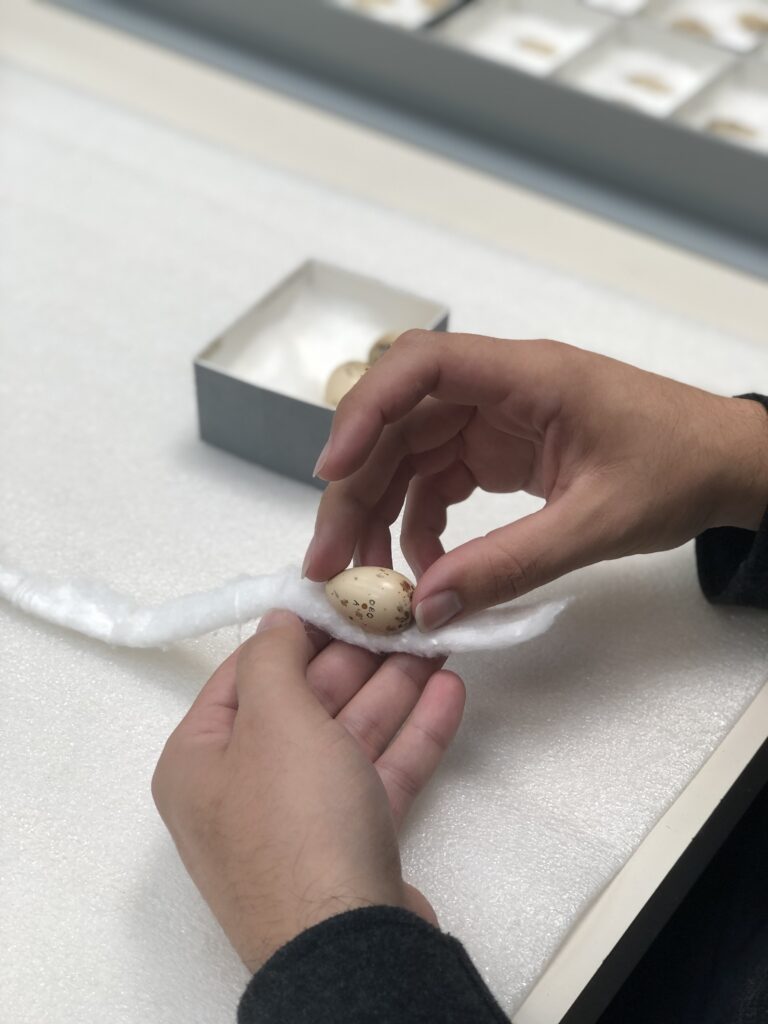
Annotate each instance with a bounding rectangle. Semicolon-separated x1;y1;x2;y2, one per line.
695;395;768;609
237;905;509;1024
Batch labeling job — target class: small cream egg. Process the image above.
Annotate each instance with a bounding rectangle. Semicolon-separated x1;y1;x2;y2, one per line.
324;361;368;408
325;566;415;635
368;330;400;364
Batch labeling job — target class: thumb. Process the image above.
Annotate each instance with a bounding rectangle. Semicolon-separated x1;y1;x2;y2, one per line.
234;610;325;728
412;497;605;630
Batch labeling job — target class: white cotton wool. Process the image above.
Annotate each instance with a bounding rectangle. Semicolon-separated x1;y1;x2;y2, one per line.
0;561;567;654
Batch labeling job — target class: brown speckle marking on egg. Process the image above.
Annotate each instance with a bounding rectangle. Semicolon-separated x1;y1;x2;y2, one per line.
324;566;416;635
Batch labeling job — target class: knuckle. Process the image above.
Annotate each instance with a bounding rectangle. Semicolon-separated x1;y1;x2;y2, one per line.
394;328;430;350
150;728;200;819
236;637;261;677
338;487;370;518
533;336;566;354
409;719;449;756
341;710;389;758
527;336;574;369
152;747;223;840
150;737;177;816
389;655;432;693
334;386;358;418
307;671;336;713
379;758;420;801
240;621;293;664
485;536;536;604
150;761;167;814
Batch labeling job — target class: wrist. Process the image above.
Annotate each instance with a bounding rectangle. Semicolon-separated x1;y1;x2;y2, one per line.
708;396;768;532
237;879;409;973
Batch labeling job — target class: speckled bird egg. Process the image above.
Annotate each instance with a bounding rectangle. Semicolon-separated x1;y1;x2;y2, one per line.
368;330;400;364
325;566;415;635
324;361;369;408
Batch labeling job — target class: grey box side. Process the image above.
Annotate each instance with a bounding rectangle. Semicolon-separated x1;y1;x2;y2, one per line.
195;363;332;489
195;313;449;485
110;0;768;246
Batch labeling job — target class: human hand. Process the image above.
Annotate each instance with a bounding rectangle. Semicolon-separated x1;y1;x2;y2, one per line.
152;610;465;972
303;333;768;630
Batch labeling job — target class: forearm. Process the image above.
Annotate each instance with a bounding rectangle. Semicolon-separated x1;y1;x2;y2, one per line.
238;906;509;1024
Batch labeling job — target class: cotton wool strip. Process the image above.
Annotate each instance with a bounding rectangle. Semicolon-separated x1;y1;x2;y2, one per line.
0;561;567;655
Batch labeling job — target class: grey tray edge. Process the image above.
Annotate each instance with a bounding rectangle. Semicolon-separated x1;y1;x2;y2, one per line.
42;0;768;280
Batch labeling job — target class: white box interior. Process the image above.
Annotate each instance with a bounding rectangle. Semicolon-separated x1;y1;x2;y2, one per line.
435;0;611;76
198;260;447;407
558;21;730;115
677;59;768;152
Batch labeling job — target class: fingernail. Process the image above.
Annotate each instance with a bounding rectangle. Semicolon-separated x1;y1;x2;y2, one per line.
313;440;331;479
414;591;463;632
301;540;314;579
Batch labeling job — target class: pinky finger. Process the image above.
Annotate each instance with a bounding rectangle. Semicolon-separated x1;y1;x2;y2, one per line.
376;670;466;831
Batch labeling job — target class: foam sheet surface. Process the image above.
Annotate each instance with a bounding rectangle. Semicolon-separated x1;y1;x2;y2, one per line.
2;64;768;1022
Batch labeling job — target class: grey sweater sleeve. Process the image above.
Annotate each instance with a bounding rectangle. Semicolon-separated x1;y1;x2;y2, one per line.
237;906;509;1024
696;394;768;610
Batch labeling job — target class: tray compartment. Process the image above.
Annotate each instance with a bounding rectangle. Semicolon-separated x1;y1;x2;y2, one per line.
434;0;612;76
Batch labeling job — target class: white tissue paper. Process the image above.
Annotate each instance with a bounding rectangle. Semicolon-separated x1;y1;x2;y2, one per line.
0;560;567;653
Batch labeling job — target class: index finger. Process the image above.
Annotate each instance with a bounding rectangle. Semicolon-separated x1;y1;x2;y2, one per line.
314;330;521;481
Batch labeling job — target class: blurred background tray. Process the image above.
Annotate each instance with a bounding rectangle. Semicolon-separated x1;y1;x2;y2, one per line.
46;0;768;276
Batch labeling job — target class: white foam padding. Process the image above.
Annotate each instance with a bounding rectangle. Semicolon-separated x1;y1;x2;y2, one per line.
0;560;566;653
2;64;768;1023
